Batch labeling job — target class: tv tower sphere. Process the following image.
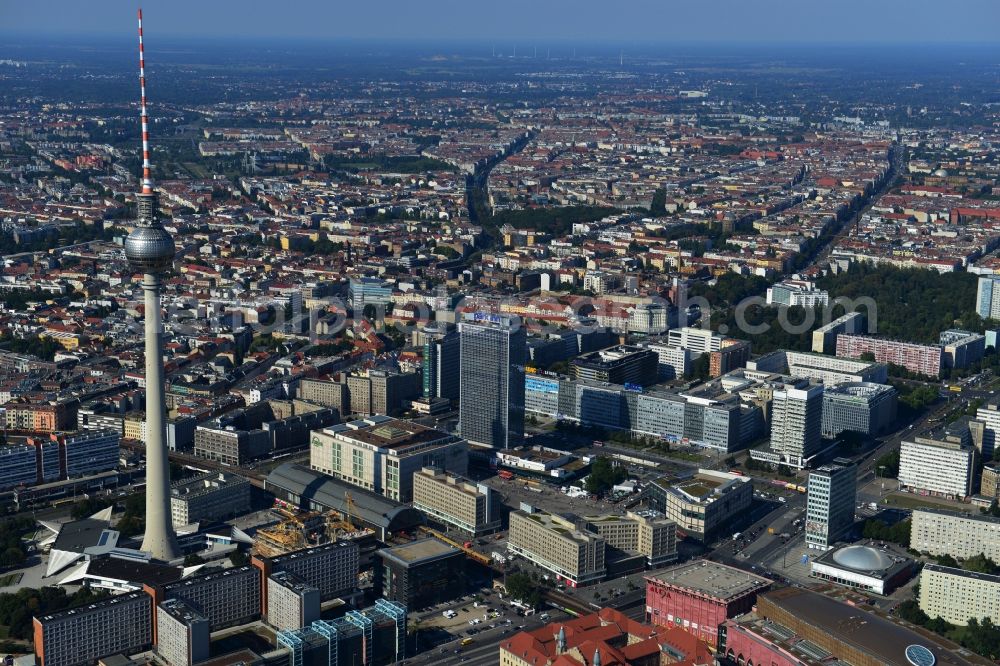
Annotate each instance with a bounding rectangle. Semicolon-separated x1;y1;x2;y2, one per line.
125;221;175;273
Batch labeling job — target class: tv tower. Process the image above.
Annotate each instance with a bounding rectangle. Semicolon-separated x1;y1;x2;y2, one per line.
125;8;180;562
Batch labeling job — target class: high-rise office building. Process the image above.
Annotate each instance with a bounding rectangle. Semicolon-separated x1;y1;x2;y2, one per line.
422;325;460;401
805;464;857;550
458;315;526;449
976;401;1000;461
769;384;824;468
978;275;1000;321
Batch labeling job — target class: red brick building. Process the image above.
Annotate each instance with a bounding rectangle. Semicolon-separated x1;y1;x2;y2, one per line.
645;559;771;648
500;607;712;666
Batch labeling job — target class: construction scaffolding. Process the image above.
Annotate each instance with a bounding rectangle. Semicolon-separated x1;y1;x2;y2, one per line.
253;503;374;558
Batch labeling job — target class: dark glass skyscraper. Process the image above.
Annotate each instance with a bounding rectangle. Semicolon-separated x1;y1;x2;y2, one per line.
422;325;460;401
458;315;526;449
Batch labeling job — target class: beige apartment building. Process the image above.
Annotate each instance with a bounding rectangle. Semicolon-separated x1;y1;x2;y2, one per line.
920;564;1000;626
508;510;606;587
910;508;1000;561
309;416;468;502
412;467;499;536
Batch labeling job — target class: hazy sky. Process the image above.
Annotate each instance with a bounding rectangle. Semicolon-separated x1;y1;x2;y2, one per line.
2;0;999;43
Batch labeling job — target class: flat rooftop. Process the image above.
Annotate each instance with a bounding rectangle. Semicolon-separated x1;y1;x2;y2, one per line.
52;518;112;554
380;537;460;566
647;559;771;601
325;418;454;452
761;586;987;666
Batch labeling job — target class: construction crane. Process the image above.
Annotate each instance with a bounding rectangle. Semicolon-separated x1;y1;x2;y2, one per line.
418;526;493;568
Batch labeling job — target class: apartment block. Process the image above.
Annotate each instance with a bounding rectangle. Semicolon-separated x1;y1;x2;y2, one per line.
161;566;262;631
836;334;942;378
899;436;975;499
156;598;210;666
910;509;1000;561
977;275;1000;321
920;564;1000;627
255;541;360;602
811;312;864;354
267;571;320;631
34;592;152;666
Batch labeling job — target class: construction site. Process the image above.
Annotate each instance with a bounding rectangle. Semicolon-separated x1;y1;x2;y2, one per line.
252;496;378;562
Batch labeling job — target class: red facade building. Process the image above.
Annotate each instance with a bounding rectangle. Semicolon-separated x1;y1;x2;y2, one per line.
645;560;771;648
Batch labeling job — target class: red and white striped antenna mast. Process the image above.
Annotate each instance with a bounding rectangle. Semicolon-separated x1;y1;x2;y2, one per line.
138;8;153;194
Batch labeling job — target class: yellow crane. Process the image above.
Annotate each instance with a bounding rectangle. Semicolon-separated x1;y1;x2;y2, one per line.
418;526;493;568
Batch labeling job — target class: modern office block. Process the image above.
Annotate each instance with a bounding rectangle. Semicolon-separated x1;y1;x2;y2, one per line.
422;325;460;401
193;425;269;466
650;470;752;542
666;327;725;355
33;592;153;666
977;275;1000;321
276;600;407;666
458;315;526;449
378;538;466;608
821;382;897;437
523;377;756;453
769;383;824;467
412;467;500;535
170;471;251;526
348;277;393;311
805;464;857;550
267;571;320;631
920;564;1000;627
766;280;829;308
309;416;467;502
641;341;691;380
156;598;209;666
571;345;658;387
975;401;1000;460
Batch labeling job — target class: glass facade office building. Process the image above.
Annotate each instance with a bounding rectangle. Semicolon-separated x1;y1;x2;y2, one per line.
458;316;526;449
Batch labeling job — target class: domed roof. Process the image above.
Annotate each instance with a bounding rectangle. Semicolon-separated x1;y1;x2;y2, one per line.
832;545;894;571
933;168;949;177
125;224;175;273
